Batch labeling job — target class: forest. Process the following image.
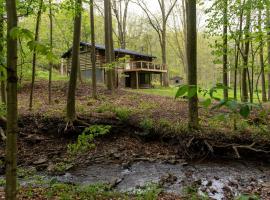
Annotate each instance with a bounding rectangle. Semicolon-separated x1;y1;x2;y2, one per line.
1;0;270;199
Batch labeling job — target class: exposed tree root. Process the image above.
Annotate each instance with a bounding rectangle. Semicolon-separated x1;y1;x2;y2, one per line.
183;138;270;159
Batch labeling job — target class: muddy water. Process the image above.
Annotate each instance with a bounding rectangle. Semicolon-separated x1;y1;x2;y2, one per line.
56;160;270;199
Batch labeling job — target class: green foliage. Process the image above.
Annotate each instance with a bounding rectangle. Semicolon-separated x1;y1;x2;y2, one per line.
136;184;162;200
235;194;260;200
0;103;6;117
0;178;5;187
53;162;74;173
96;104;131;122
175;84;197;99
139;118;154;130
114;107;131;122
68;125;111;155
182;185;209;200
17;167;37;179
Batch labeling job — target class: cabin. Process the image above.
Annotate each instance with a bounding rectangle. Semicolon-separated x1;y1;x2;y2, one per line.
61;42;167;89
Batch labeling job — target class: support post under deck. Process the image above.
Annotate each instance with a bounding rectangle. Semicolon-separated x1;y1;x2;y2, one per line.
136;71;139;89
160;73;163;87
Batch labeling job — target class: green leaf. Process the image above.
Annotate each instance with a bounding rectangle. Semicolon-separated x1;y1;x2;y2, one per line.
175;85;188;99
201;98;212;108
187;85;197;98
240;105;250;118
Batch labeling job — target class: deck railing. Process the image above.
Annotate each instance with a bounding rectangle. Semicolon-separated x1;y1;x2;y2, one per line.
124;61;166;71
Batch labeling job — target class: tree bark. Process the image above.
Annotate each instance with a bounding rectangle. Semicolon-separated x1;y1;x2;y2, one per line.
186;0;199;129
0;3;6;104
5;0;18;198
29;0;43;110
90;0;97;99
48;0;53;104
223;0;228;99
258;8;267;102
241;2;251;102
104;0;115;91
66;0;82;122
266;2;270;100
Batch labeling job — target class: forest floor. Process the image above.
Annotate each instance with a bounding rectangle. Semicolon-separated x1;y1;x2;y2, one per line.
0;80;270;199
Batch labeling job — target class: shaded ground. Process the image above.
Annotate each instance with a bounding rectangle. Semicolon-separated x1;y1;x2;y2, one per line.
0;80;270;199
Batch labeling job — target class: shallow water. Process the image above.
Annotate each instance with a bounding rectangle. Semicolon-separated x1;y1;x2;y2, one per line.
55;160;270;199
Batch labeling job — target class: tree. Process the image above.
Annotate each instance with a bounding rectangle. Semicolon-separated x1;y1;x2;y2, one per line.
104;0;115;91
29;0;44;109
267;1;270;100
258;2;267;102
48;0;53;104
170;0;187;75
112;0;130;49
137;0;178;87
66;0;82;124
241;0;251;102
186;0;199;129
0;0;6;104
223;0;228;99
5;0;18;198
90;0;97;98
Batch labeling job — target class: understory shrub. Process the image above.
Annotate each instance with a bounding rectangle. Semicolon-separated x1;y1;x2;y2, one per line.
68;125;111;155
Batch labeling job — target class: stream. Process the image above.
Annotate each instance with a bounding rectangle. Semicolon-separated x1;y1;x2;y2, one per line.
54;160;270;199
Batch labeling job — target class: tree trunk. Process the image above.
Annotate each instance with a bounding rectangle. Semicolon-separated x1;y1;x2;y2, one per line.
258;8;267;102
266;3;270;100
161;0;169;87
90;0;97;99
223;0;228;99
241;2;251;102
48;0;53;104
0;4;6;104
104;0;115;91
29;0;43;110
66;0;82;122
186;0;199;129
5;0;18;198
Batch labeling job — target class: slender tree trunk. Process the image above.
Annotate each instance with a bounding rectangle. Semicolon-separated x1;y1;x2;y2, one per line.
66;0;82;122
161;0;169;87
5;0;18;198
104;0;115;91
29;0;43;110
0;4;6;104
234;4;244;100
186;0;199;129
258;8;267;102
234;42;239;100
266;3;270;100
241;3;251;102
223;0;228;99
48;0;53;104
90;0;97;99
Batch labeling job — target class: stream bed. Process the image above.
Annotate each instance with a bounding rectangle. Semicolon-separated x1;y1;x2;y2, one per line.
54;160;270;199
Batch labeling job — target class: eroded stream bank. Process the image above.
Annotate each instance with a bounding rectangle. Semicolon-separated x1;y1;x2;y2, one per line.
1;114;270;199
54;160;270;199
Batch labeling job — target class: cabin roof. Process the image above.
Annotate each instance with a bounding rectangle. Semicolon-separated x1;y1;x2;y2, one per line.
61;42;156;59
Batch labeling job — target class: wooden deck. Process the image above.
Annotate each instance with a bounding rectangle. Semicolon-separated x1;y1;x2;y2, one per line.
123;61;167;73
